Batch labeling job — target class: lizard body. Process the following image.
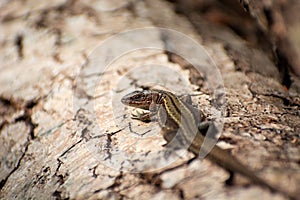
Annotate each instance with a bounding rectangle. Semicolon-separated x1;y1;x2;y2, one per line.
121;89;296;199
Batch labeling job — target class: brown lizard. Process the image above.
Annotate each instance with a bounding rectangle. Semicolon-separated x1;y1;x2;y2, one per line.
121;89;296;200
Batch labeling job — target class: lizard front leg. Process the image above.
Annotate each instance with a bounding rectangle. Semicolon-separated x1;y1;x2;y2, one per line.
130;102;160;122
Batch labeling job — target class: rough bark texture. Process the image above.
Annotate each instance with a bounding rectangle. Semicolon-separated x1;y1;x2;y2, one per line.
172;0;300;89
0;0;299;200
239;0;300;79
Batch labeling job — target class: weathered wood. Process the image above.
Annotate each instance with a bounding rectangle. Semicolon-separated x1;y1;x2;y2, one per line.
0;0;299;199
239;0;300;78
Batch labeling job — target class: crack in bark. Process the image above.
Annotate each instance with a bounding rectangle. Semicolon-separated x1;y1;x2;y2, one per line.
89;165;98;178
38;120;70;137
178;188;185;200
53;139;82;187
104;134;113;161
106;172;123;191
128;122;151;137
33;166;51;186
14;33;24;59
96;128;126;161
0;97;39;190
0;142;29;190
52;188;70;200
59;139;82;158
52;190;67;200
54;158;65;185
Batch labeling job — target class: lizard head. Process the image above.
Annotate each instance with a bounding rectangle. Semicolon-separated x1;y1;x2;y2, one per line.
121;90;154;109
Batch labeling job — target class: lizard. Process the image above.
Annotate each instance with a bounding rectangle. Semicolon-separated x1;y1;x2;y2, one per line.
121;89;297;200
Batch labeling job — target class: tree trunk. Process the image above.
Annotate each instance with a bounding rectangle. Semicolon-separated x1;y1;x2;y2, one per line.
0;0;299;199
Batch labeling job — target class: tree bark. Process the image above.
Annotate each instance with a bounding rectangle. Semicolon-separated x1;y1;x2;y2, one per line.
0;0;299;199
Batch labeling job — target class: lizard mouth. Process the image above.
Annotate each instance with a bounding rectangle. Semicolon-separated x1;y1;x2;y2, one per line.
121;91;152;109
121;98;142;106
121;98;150;109
120;96;131;105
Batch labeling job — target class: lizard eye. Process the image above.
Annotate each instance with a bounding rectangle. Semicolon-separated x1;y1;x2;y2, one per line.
132;94;147;101
133;94;142;99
